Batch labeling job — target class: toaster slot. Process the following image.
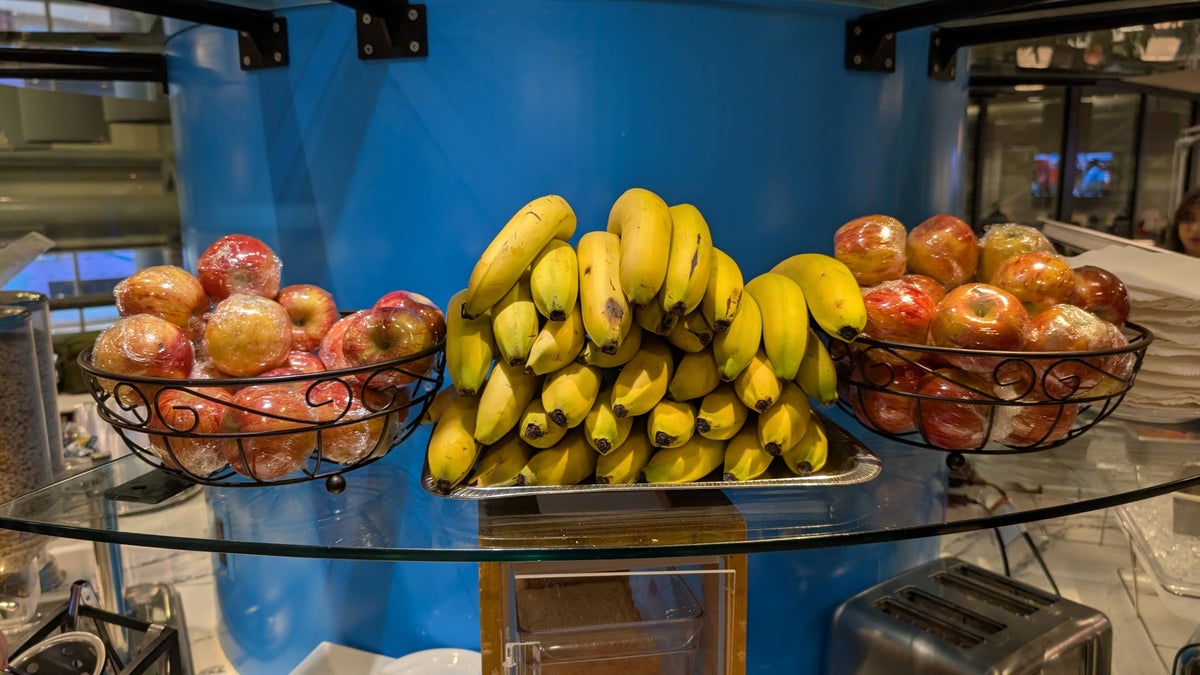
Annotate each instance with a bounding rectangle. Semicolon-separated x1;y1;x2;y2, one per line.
946;563;1055;609
895;586;1006;635
932;572;1040;616
874;598;984;648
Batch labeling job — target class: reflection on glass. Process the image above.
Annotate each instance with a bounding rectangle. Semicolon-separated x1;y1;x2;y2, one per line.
1135;96;1192;242
1063;91;1139;236
977;89;1066;228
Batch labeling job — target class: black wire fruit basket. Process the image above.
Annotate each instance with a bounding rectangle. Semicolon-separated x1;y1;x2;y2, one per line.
78;342;444;493
828;322;1153;465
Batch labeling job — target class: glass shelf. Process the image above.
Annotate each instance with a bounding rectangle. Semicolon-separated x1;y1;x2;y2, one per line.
1;410;1197;562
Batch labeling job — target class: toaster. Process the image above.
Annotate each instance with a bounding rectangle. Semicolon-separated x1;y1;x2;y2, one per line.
828;557;1112;675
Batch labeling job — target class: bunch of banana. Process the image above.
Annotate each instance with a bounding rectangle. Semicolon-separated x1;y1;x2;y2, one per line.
770;253;867;342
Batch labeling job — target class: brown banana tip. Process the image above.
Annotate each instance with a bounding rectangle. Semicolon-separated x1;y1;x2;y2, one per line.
713;320;731;333
699;334;713;346
722;472;739;482
548;410;569;427
599;341;619;356
458;388;477;397
838;326;860;341
795;461;814;476
595;438;611;453
754;399;772;412
509;357;526;367
594;476;611;485
667;302;686;317
524;424;543;440
765;442;782;457
654;431;673;447
612;404;628;418
460;305;475;320
695;419;711;433
515;474;529;486
433;478;454;495
549;310;566;322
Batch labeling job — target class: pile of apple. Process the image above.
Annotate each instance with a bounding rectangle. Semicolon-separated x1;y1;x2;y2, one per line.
91;234;444;481
834;215;1134;450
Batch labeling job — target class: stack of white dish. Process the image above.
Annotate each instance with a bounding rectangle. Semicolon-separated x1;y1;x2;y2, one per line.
1068;245;1200;424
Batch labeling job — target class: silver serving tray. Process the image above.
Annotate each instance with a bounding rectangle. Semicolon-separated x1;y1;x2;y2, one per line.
422;411;881;499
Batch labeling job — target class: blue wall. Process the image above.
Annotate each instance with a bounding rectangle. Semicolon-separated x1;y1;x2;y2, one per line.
165;1;964;672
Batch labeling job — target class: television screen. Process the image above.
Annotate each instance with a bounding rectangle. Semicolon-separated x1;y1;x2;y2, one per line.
1073;152;1112;198
1032;153;1059;198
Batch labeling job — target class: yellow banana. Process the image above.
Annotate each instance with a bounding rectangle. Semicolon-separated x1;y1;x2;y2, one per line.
781;410;828;476
734;349;782;413
517;429;597;486
420;386;456;425
426;394;481;494
579;324;642;369
445;288;495;396
795;327;838;406
696;383;750;440
595;422;654;484
541;362;602;428
744;272;808;381
667;349;721;402
607;187;673;307
647;399;697;448
665;310;714;353
642;434;725;484
525;306;585;376
474;359;540;445
712;292;761;382
467;431;534;488
635;296;679;336
610;335;675;419
463;195;577;319
660;204;714;317
529;239;578;322
722;423;774;482
771;253;866;342
518;398;569;449
577;231;633;355
584;386;633;454
491;278;540;368
757;381;811;456
701;248;744;333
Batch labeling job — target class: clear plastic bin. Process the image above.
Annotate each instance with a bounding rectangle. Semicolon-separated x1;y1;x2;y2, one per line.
514;572;704;674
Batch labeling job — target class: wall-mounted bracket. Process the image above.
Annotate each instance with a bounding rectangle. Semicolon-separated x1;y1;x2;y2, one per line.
333;0;428;61
845;20;896;73
928;31;958;81
236;17;289;70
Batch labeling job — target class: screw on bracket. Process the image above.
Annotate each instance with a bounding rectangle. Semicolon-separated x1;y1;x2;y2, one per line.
351;2;428;61
845;19;896;73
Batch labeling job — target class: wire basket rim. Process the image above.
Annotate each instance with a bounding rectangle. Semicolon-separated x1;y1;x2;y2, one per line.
844;320;1152;359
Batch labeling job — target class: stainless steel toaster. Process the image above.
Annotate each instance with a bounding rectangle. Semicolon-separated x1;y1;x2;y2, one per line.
828;557;1112;675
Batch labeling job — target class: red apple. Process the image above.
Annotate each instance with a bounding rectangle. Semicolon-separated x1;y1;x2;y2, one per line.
219;383;317;479
150;386;234;476
114;265;208;328
307;380;397;465
203;294;292;377
92;314;194;406
196;234;282;301
258;366;306;379
977;223;1055;284
189;358;233;381
914;368;994;450
341;307;437;390
1087;322;1134;397
1070;265;1131;326
833;215;908;286
992;399;1077;447
850;362;923;434
277;284;339;352
1024;304;1115;398
900;274;946;305
319;312;365;371
285;351;326;374
860;280;938;365
929;283;1029;374
989;251;1076;315
905;215;979;288
374;290;447;343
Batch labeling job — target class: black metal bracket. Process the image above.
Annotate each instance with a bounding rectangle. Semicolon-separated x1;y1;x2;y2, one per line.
236;17;289;70
845;20;896;73
928;32;958;81
332;0;428;61
0;47;168;84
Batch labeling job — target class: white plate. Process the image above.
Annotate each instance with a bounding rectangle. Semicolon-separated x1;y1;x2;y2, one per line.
290;642;397;675
379;648;482;674
1111;403;1200;425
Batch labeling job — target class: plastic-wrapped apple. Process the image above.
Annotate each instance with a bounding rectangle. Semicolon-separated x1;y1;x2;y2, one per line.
852;362;924;434
203;294;292;377
277;284;339;352
834;215;907;286
319;311;365;371
1071;265;1131;326
92;314;194;406
1024;304;1114;399
992;397;1077;447
196;234;282;301
374;290;447;344
989;251;1076;315
929;283;1029;375
977;223;1055;284
285;351;326;374
308;380;397;465
860;280;938;365
114;265;208;329
1085;320;1133;398
900;274;946;305
220;383;317;479
905;215;979;288
342;306;437;390
150;386;234;476
913;368;993;450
